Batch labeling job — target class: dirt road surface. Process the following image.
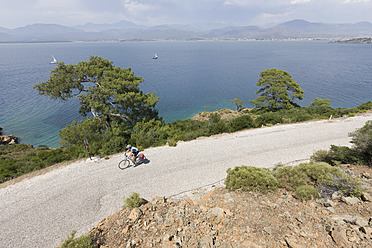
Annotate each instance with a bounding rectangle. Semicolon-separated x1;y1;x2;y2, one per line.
0;113;371;247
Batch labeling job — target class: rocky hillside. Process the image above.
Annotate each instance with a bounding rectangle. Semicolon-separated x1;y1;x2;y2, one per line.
2;20;372;42
88;164;372;248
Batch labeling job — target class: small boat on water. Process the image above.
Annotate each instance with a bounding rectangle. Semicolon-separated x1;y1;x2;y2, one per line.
50;55;58;64
153;53;158;59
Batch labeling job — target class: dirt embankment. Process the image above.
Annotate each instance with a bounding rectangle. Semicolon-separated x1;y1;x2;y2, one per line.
89;164;372;248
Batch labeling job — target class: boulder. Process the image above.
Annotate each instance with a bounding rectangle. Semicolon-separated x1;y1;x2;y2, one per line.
152;196;166;205
359;226;372;239
0;135;18;145
128;208;142;221
199;236;214;248
285;237;306;248
331;191;342;201
341;196;360;205
331;227;351;247
361;192;372;202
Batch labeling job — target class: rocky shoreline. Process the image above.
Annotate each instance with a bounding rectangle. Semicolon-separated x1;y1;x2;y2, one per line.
0;127;18;145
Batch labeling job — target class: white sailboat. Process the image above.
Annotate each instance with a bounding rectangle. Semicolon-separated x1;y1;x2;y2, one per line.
50;55;58;64
153;53;158;59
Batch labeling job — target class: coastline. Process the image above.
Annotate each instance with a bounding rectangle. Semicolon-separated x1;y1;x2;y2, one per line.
2;41;372;148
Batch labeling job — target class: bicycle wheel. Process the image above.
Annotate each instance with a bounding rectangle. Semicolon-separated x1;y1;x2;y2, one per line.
118;159;130;170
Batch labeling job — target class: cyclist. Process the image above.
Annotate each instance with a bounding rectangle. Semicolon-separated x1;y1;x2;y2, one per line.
126;145;139;164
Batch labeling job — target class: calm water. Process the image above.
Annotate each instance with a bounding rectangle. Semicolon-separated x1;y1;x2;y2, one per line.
0;41;371;147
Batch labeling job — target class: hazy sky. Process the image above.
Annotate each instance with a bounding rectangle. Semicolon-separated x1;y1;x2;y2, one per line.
1;0;372;29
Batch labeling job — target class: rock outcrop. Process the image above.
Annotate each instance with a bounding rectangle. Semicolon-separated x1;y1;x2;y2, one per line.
0;135;18;145
89;165;372;248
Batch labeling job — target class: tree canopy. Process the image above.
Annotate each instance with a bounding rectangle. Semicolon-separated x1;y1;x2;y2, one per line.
34;56;159;128
230;98;243;112
34;56;159;155
249;68;304;110
310;98;331;108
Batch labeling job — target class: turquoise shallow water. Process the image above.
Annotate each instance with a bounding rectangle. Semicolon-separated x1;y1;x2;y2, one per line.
0;41;371;147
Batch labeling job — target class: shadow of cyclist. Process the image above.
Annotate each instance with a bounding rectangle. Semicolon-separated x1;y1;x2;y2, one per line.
133;158;150;167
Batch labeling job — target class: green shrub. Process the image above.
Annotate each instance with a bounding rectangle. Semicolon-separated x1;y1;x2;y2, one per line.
273;161;366;199
225;166;279;193
294;185;320;201
330;145;361;164
123;192;147;209
273;161;343;190
165;119;207;143
333;107;359;118
167;138;177;147
311;149;331;163
281;108;315;123
168;119;205;133
208;121;228;135
318;174;365;198
60;230;93;248
59;118;107;156
292;113;313;122
0;145;75;183
311;145;360;166
131;119;169;148
99;134;129;156
350;120;372;166
205;114;228;135
312;121;372;166
255;112;283;126
229;115;255;132
357;101;372;110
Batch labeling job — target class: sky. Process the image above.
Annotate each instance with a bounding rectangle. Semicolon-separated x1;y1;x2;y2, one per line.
1;0;372;29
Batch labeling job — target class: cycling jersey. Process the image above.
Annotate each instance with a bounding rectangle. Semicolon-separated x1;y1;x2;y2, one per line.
131;147;138;152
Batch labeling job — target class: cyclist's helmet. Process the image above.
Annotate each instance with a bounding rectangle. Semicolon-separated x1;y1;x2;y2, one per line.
126;145;132;149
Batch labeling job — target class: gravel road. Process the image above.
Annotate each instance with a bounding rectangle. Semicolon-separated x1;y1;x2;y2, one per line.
0;113;371;248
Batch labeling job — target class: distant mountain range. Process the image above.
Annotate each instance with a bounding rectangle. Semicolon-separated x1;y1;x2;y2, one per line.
1;19;372;42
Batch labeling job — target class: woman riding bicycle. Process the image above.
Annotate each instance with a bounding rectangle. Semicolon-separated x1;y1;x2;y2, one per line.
126;145;139;164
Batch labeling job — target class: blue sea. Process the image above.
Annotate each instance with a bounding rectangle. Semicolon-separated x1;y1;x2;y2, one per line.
0;41;371;148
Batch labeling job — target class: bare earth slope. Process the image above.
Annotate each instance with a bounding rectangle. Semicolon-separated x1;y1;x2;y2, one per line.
0;113;371;248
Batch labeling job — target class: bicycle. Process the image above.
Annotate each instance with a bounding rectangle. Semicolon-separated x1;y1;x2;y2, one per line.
118;152;146;170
